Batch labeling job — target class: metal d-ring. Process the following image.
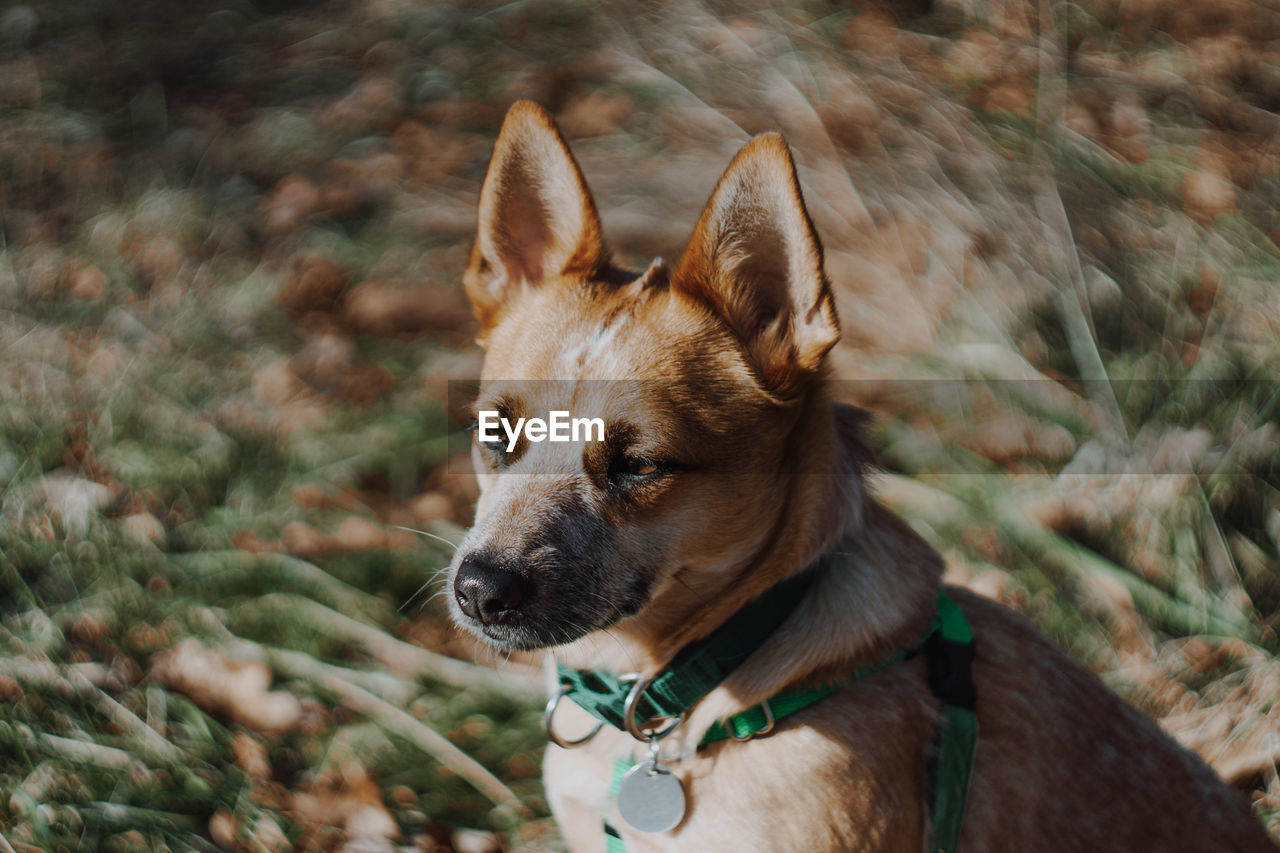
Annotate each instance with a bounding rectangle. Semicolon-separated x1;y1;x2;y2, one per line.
543;683;604;749
728;698;775;742
622;676;683;743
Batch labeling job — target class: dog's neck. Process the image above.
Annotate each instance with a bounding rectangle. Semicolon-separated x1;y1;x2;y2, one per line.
557;399;944;687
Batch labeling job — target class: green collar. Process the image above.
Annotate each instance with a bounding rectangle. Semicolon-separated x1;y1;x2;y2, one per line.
553;568;817;740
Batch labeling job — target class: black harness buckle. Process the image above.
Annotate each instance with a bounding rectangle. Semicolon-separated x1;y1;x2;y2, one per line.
925;631;977;711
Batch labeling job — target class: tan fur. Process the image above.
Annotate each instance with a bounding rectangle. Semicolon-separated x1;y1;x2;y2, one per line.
451;101;1277;852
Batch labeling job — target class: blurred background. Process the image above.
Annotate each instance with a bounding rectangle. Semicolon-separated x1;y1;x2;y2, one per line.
2;0;1279;849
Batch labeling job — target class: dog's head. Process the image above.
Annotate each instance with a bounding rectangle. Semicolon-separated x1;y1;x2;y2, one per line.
448;101;842;651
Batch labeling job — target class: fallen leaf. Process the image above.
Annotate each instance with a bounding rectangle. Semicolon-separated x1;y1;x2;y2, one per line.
151;639;302;735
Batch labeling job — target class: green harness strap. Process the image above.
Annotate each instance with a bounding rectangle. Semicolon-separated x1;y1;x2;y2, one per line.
562;589;978;853
603;758;632;853
922;593;979;853
698;644;913;745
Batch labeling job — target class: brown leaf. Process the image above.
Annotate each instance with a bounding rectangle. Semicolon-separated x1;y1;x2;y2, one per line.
342;279;471;338
278;253;351;318
291;763;398;842
234;530;283;555
282;521;333;558
1182;165;1238;224
151;639;302;736
66;262;107;301
209;810;238;849
262;175;322;237
331;516;387;552
232;731;272;782
409;492;454;527
556;92;632;138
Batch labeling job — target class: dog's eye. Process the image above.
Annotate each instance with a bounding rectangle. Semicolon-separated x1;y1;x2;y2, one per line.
469;418;511;461
627;458;658;477
608;453;661;486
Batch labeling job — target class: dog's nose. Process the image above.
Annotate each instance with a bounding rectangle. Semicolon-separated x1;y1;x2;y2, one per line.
453;556;527;625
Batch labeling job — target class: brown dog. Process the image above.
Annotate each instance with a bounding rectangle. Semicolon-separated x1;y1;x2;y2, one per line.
447;101;1276;852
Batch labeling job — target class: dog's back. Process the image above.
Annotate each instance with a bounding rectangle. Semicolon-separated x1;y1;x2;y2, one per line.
957;587;1269;852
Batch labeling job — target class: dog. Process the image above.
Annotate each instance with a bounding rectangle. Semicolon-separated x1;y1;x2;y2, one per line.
446;100;1277;852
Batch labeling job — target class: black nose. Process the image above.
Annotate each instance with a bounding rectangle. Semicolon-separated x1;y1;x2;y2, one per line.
453;556;528;625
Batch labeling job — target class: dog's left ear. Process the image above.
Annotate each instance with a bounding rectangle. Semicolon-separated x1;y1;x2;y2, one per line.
465;101;610;333
673;133;839;389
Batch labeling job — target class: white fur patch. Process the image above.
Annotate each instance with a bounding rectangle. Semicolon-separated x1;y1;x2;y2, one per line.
557;313;631;377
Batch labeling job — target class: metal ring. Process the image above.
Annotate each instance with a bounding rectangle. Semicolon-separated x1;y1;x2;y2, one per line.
622;676;683;742
729;699;775;742
543;683;604;749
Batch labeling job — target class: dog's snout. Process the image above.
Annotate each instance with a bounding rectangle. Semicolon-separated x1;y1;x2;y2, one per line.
453;556;528;625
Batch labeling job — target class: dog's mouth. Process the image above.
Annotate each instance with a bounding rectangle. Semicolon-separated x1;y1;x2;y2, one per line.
449;560;652;651
471;620;590;652
463;609;625;652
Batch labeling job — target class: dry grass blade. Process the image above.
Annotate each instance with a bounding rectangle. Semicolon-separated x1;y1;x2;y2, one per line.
80;803;201;832
243;593;542;699
0;657;185;767
170;551;393;623
34;735;134;771
1032;0;1128;444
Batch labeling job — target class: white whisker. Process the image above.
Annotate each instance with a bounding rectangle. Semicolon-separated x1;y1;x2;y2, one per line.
399;564;452;612
394;525;460;551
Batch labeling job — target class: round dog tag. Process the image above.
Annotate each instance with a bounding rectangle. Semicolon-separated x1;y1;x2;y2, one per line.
617;760;686;833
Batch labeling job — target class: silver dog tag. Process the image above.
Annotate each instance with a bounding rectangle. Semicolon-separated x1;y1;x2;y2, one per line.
617;759;686;833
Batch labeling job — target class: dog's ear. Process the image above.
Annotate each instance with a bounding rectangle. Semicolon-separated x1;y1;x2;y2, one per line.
465;101;609;332
673;133;839;388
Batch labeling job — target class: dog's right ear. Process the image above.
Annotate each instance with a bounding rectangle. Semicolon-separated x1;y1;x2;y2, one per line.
673;134;839;391
465;101;609;333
